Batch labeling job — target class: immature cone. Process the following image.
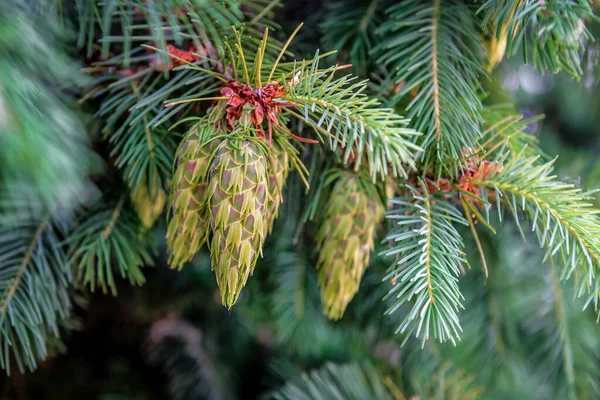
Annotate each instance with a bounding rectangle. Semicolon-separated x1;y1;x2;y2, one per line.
485;1;520;73
486;22;509;73
208;139;268;307
166;123;218;269
131;179;167;228
264;139;290;234
316;173;384;319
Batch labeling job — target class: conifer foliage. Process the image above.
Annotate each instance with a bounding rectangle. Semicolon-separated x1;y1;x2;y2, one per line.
1;0;600;398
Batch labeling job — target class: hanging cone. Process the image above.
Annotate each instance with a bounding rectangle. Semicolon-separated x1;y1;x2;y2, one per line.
264;138;290;235
131;178;167;228
208;139;268;307
166;122;218;269
316;172;383;319
485;1;520;73
486;23;509;73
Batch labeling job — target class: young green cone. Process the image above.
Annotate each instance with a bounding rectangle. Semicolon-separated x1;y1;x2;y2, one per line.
316;172;383;319
208;139;268;307
166;122;218;269
131;179;167;228
264;139;290;234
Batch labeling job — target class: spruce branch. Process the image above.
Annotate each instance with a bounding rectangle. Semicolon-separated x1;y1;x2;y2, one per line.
68;196;154;295
0;199;73;374
93;65;222;130
268;243;336;358
382;183;468;345
468;152;600;315
479;105;544;160
409;362;482;400
270;237;325;351
266;360;481;400
477;0;596;78
266;362;394;400
282;57;421;180
455;226;600;398
147;315;233;400
516;260;600;398
107;105;177;197
375;0;485;174
436;228;525;388
84;0;243;65
320;0;382;72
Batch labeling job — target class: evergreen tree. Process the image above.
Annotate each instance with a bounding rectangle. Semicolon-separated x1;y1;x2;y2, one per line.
1;0;600;398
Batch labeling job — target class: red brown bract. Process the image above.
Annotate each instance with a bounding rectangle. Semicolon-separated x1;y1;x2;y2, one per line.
220;81;317;145
407;150;502;206
456;154;502;205
150;42;216;71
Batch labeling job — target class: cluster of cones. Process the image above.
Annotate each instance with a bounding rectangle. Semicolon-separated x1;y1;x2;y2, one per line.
165;79;384;317
166;81;290;308
166;122;289;308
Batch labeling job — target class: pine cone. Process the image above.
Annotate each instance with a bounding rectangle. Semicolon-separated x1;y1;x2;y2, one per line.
166;123;218;269
264;139;290;234
208;139;268;307
131;179;167;228
316;172;383;319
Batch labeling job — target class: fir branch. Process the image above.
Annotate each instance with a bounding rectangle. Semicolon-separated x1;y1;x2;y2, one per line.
282;58;421;180
147;315;233;400
477;0;596;78
270;240;326;352
437;228;526;387
479;104;544;160
86;0;243;65
410;362;482;400
469;152;600;315
68;197;154;295
320;0;383;72
0;200;73;374
93;70;219;196
266;362;394;400
382;184;468;345
374;0;485;174
94;65;222;129
519;262;600;398
108;106;177;197
459;226;600;398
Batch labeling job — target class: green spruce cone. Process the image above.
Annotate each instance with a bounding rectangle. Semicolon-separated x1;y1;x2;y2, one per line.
208;139;268;307
316;172;383;319
131;178;167;228
166;122;218;269
264;140;290;234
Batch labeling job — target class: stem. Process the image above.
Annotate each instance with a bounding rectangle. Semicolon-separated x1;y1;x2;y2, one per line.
431;0;442;141
0;214;51;315
421;183;435;304
360;0;379;31
103;197;125;240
